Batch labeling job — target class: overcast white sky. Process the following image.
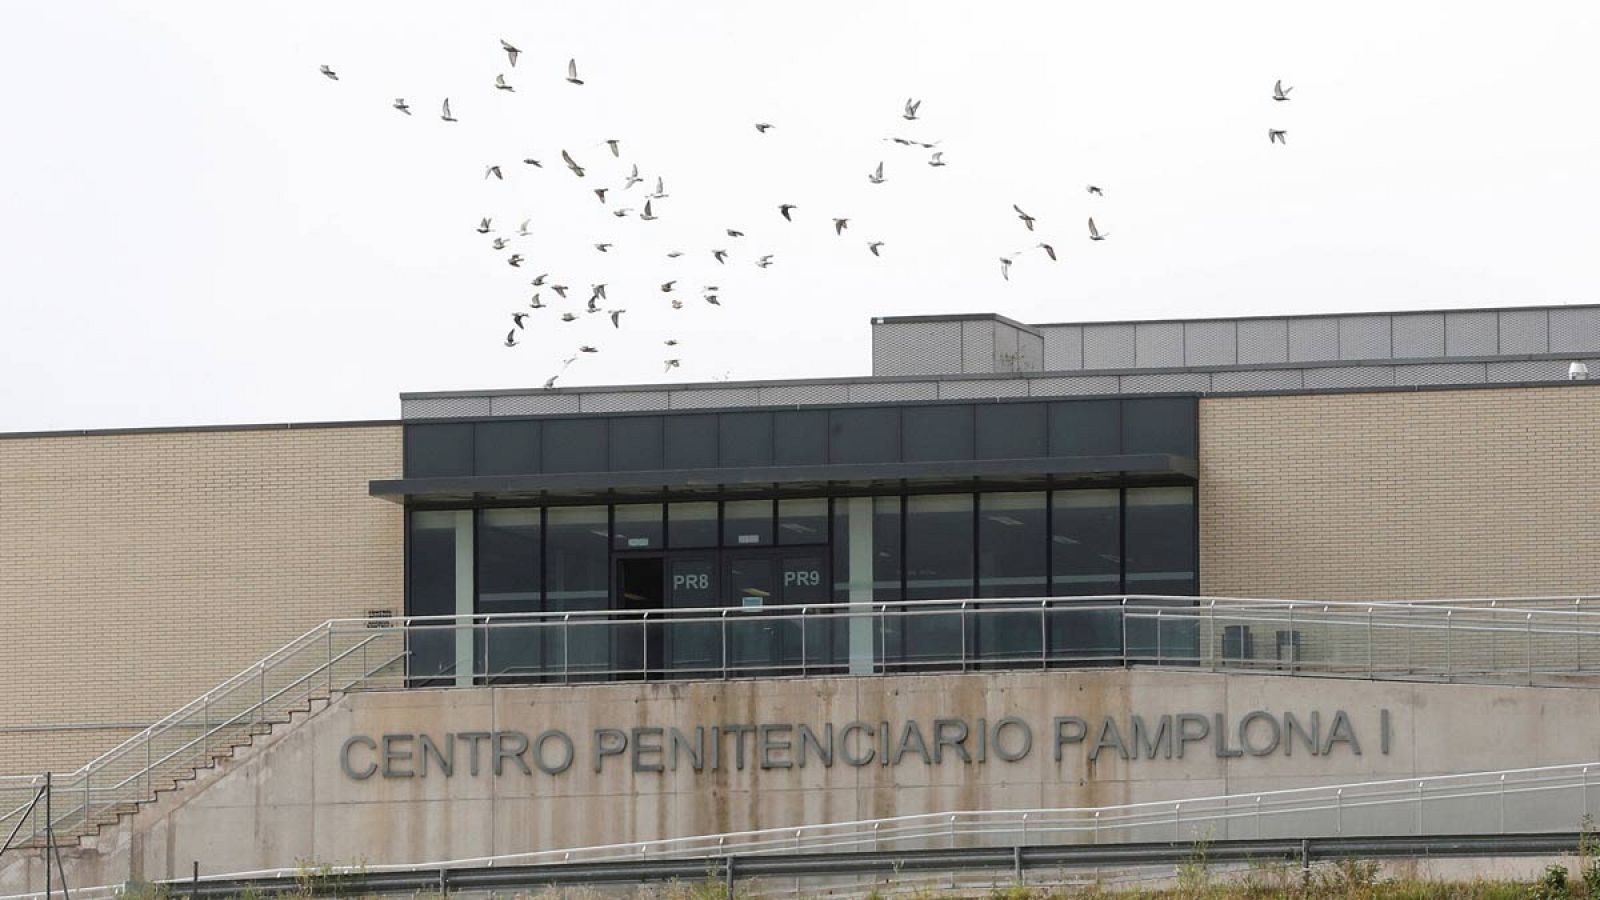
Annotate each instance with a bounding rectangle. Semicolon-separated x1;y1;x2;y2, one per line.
3;2;1598;431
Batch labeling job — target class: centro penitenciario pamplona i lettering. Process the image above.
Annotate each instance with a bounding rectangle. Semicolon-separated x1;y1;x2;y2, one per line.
340;709;1392;779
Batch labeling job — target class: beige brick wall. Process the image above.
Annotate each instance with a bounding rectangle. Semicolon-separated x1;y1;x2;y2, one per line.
0;423;402;775
1200;385;1600;601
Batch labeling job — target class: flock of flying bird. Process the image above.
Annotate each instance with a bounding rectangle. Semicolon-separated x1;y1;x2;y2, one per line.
318;48;1296;388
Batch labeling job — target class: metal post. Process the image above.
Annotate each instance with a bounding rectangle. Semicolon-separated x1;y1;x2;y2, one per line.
258;662;267;729
1255;796;1262;839
192;860;199;900
949;814;957;849
1155;610;1163;664
1527;613;1535;684
641;612;649;680
1416;782;1424;834
1039;601;1048;669
1120;598;1129;668
326;625;334;697
1445;611;1452;680
721;610;729;680
1021;812;1028;846
960;603;968;673
1208;601;1217;671
145;730;152;799
202;691;210;762
83;769;90;828
1013;845;1023;885
1287;604;1294;672
1500;774;1507;832
1335;789;1343;835
800;606;808;678
1367;607;1375;677
1174;803;1181;840
563;614;571;684
44;772;52;900
1092;810;1099;844
1585;767;1591;819
724;855;735;896
1578;600;1585;672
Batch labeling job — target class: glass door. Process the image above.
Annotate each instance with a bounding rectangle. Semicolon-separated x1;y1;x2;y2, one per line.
664;554;719;677
723;550;828;674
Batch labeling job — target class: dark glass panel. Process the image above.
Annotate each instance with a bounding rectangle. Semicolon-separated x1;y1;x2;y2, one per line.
608;416;664;472
404;424;474;478
1049;489;1123;662
975;404;1047;460
773;410;827;466
406;510;459;682
475;509;542;679
777;498;828;545
1124;485;1198;663
901;405;973;462
828;408;900;464
668;501;719;548
542;419;609;474
544;506;611;676
1047;401;1121;457
898;494;973;667
612;503;664;550
722;499;774;547
978;492;1046;598
664;414;718;469
719;412;774;468
830;496;902;604
1121;397;1197;458
664;555;719;675
474;421;540;476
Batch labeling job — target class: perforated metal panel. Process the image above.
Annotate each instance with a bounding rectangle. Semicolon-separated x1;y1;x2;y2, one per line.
578;391;671;413
1445;312;1498;357
1337;316;1391;360
1393;362;1487;386
1211;369;1303;392
1184;321;1237;366
1303;366;1395;390
402;396;493;419
961;318;996;373
1550;308;1600;354
1083;324;1137;369
871;320;962;376
1498;309;1549;355
669;388;762;409
758;383;850;406
486;393;581;416
1237;319;1289;364
1039;326;1083;371
1118;372;1210;393
1392;313;1445;358
1288;317;1339;362
1025;375;1121;396
1016;332;1045;372
1135;323;1185;368
848;381;938;403
937;379;1028;399
1486;360;1570;383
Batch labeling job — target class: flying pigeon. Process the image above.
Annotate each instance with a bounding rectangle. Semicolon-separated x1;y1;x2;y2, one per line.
868;161;885;184
529;293;544;309
903;98;921;120
1013;205;1036;231
491;237;509;250
755;123;774;133
531;272;548;286
612;208;635;218
648;177;667;199
1039;242;1057;261
661;281;676;292
727;229;744;238
507;254;524;267
561;149;584;177
1088;218;1109;240
392;98;411;115
712;249;728;264
671;299;683;309
605;139;620;157
591;284;608;302
511;312;529;329
624;164;642;189
833;218;849;235
476;218;492;234
319;65;339;81
1000;257;1013;281
561;312;577;322
551;284;569;298
566;59;584;85
440;99;457;122
485;165;503;180
609;309;625;328
665;250;683;258
664;339;679;346
594;188;608;203
523;158;543;167
495;74;514;92
504;329;518;347
579;345;598;353
586;295;599;313
518;219;532;236
664;359;680;372
1268;129;1287;145
594;243;613;252
868;241;884;257
543;374;560;389
640;200;657;221
501;40;520;66
928;152;945;167
1087;185;1104;196
1273;79;1293;101
756;254;774;268
779;204;797;221
704;294;721;306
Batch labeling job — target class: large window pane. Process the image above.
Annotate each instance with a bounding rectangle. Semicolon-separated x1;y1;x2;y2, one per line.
977;492;1046;664
476;509;541;679
978;492;1046;598
832;497;902;603
1125;486;1199;663
1050;490;1123;662
407;511;460;682
668;502;718;548
722;499;774;547
777;498;828;545
900;494;973;667
613;504;664;550
545;506;611;676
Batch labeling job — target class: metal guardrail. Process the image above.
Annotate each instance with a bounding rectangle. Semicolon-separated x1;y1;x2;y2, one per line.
6;594;1600;855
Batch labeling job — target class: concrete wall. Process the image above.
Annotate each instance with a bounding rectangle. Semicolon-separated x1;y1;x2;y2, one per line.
10;669;1600;892
1199;385;1600;600
0;423;403;774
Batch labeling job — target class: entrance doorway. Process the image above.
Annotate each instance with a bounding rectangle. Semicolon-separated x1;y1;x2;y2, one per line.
614;556;664;678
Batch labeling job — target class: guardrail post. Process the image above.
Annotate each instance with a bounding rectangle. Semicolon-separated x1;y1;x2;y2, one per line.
1156;610;1163;664
563;614;571;684
1092;810;1099;844
1121;598;1129;668
1039;601;1048;669
1445;611;1453;680
1578;599;1585;672
1208;601;1217;671
202;691;211;761
721;610;729;680
258;662;267;729
1287;604;1294;672
1255;796;1262;839
1335;789;1342;835
960;603;968;673
1585;767;1591;819
949;814;957;849
1527;613;1535;685
1300;839;1311;890
1367;607;1375;678
326;625;334;697
873;821;880;851
1013;844;1023;884
1500;774;1508;832
800;606;808;678
84;769;91;826
641;612;649;680
1416;782;1424;834
145;730;153;799
724;855;735;896
1021;812;1028;846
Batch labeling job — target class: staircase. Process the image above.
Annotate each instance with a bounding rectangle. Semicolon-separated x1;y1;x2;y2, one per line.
0;622;405;855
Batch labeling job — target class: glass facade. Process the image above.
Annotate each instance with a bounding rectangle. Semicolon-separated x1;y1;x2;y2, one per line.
405;487;1197;681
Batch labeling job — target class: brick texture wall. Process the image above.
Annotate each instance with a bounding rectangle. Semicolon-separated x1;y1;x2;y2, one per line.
1200;385;1600;601
0;424;402;774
